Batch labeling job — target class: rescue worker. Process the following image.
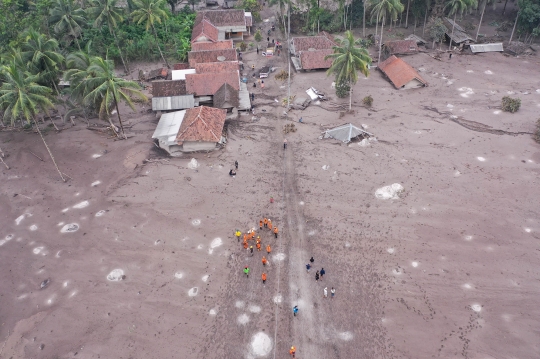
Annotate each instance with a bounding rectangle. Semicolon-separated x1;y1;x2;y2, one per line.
289;346;296;358
262;256;268;265
267;219;272;231
273;226;278;238
263;218;268;228
262;272;267;284
256;241;262;251
243;233;248;243
266;244;272;254
250;245;254;256
244;266;250;277
259;219;263;230
235;229;242;242
243;240;249;249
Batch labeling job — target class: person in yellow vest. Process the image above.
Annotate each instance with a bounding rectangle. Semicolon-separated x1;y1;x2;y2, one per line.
235;229;242;242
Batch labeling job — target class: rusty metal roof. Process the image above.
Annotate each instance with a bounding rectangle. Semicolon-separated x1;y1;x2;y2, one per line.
378;55;427;89
176;106;227;143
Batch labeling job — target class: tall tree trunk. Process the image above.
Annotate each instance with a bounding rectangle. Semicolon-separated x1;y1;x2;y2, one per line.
509;9;519;42
152;24;170;68
422;1;428;36
112;29;130;73
375;13;379;37
405;0;410;28
318;0;320;32
378;15;384;63
349;82;353;111
112;91;127;139
363;0;366;37
33;117;66;182
502;0;508;15
475;1;486;40
449;12;457;50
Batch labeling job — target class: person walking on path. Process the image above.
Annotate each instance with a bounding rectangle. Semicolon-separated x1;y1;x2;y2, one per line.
263;218;268;228
250;246;254;256
310;257;314;264
259;219;263;230
257;47;259;54
235;160;238;170
235;229;242;242
293;306;298;317
256;241;262;251
306;263;311;272
331;287;336;299
284;139;288;149
266;244;272;254
320;268;325;280
273;226;278;238
262;256;268;265
251;93;255;101
262;272;267;284
289;346;296;358
243;266;250;277
315;270;320;282
323;287;328;298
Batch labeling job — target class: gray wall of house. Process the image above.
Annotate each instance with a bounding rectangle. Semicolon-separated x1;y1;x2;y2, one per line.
403;79;425;89
183;141;218;152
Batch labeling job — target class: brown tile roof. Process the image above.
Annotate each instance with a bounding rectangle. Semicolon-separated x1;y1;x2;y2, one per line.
191;40;233;52
195;10;246;28
383;40;419;55
378;55;427;89
194;61;239;73
185;71;240;96
191;19;219;43
292;34;336;52
176;106;226;143
173;63;189;70
152;80;187;97
300;49;334;70
188;48;238;67
213;82;239;108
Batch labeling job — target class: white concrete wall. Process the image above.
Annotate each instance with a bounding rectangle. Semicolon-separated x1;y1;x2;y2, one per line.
182;141;217;152
403;79;425;89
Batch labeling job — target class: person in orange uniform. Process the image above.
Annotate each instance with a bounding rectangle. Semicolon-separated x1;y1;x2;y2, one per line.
262;256;268;265
262;272;267;284
263;218;268;228
289;346;296;358
273;226;278;238
259;219;263;230
243;233;248;242
266;244;271;254
256;241;261;251
243;240;249;249
267;219;273;231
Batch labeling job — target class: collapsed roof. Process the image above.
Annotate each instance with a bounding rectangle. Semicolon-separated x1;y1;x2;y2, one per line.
323;123;372;143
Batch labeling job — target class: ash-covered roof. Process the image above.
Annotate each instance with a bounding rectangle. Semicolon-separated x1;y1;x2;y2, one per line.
152;80;187;97
187;48;238;67
195;10;246;28
191;40;233;52
299;49;334;70
213;82;240;108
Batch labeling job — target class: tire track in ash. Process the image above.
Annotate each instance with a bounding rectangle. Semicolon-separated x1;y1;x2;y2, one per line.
278;115;320;359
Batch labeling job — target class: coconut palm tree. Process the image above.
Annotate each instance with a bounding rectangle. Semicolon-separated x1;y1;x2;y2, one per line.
270;0;290;36
475;0;494;40
0;62;66;181
87;0;130;73
49;0;87;51
82;57;147;138
325;30;372;111
445;0;477;49
370;0;404;63
131;0;170;68
21;29;65;95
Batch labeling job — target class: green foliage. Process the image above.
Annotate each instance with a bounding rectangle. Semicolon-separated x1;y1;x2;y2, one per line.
335;81;350;98
428;17;446;43
49;0;87;50
362;95;373;106
239;41;248;51
254;29;262;42
501;96;521;113
517;0;540;39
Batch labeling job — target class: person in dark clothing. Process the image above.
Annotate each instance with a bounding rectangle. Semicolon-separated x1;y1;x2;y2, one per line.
251;93;255;101
257;47;259;54
235;160;238;170
449;53;452;59
310;257;314;264
267;36;270;42
293;306;298;316
229;169;236;176
315;271;320;281
306;263;311;272
253;82;256;88
320;268;325;279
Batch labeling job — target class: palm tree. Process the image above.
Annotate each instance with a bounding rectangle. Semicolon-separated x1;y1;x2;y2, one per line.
49;0;87;51
270;0;290;37
131;0;170;68
475;0;494;40
21;29;65;95
445;0;477;49
325;31;372;111
87;0;130;73
0;63;66;181
64;42;96;122
370;0;404;63
83;57;147;138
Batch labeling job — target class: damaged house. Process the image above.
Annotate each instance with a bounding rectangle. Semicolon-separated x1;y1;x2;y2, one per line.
378;55;428;89
290;32;336;71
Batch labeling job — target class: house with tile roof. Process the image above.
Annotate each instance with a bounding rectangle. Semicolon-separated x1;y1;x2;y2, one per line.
290;32;337;71
191;40;234;52
377;55;427;89
382;40;419;60
191;19;220;43
185;71;240;97
187;48;238;68
193;9;249;42
194;61;240;73
152;106;227;154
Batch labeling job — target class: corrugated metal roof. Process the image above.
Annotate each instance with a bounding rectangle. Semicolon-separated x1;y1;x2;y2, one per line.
323;123;372;143
152;110;186;145
470;42;503;53
171;69;197;80
152;95;195;111
444;17;474;44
